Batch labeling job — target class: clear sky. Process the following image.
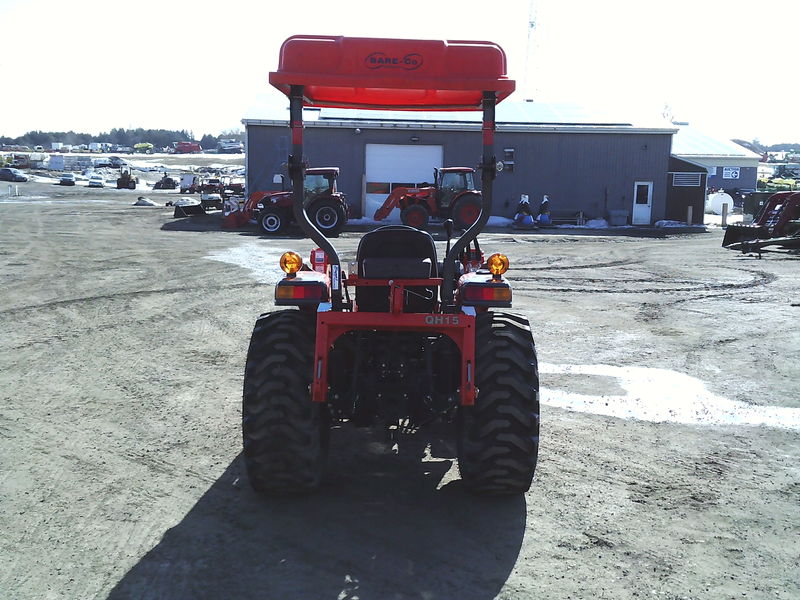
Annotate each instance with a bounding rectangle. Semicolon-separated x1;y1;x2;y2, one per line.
1;0;797;145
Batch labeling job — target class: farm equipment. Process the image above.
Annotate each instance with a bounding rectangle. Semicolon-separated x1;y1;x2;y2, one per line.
179;174;200;193
134;142;154;154
221;176;245;199
198;177;225;195
373;167;482;230
244;167;348;236
242;35;539;495
218;139;244;154
153;172;178;189
722;191;800;253
116;167;138;189
173;141;203;154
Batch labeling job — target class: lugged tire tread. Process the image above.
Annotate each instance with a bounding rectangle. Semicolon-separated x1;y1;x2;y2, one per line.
457;311;540;495
242;310;328;493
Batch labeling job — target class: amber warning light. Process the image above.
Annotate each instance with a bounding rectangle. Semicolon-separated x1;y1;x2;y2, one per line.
487;253;509;277
280;251;303;275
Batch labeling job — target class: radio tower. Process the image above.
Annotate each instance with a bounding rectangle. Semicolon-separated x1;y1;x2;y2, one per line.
524;0;537;100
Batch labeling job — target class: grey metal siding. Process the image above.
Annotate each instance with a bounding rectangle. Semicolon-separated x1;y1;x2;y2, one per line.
246;123;673;222
490;132;671;222
707;166;757;192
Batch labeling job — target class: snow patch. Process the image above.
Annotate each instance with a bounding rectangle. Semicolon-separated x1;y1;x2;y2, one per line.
540;363;800;429
205;243;286;284
704;213;745;227
654;220;698;228
585;218;609;228
487;216;514;227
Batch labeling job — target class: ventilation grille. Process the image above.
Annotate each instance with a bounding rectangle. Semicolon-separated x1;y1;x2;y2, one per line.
673;173;702;187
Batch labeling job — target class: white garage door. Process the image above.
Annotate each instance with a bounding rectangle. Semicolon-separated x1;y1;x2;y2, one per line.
365;143;443;221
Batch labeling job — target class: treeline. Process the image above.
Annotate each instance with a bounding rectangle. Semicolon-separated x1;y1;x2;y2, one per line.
734;139;800;154
764;143;800;152
0;128;244;150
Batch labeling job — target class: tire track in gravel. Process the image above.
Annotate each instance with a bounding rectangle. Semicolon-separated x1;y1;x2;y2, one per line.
512;258;640;271
1;281;258;316
512;265;777;295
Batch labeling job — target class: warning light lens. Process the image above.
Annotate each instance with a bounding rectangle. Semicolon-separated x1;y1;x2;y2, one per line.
463;284;512;303
487;253;509;276
275;283;325;300
280;251;303;274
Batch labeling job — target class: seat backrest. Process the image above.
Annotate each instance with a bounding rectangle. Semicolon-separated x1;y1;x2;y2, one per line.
355;226;438;312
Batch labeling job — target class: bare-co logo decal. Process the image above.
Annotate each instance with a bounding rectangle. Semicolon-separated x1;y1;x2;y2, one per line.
365;52;423;70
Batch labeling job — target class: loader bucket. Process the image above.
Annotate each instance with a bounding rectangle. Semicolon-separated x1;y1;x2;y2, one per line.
173;203;206;218
722;223;769;248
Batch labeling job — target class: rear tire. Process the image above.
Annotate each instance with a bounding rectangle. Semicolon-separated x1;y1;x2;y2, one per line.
258;208;285;234
310;199;346;237
242;310;328;493
457;311;540;495
452;193;482;229
400;204;430;229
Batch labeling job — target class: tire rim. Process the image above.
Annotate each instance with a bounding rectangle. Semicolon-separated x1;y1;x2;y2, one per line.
458;202;480;225
262;214;281;232
406;209;426;228
315;206;338;229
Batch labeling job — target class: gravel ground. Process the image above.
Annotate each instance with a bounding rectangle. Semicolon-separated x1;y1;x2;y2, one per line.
1;182;798;600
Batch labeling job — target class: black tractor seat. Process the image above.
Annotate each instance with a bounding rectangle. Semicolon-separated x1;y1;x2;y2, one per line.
355;225;438;312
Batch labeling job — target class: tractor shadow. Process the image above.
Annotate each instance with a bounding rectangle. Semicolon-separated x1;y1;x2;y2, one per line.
160;213;309;240
106;426;527;600
160;212;225;232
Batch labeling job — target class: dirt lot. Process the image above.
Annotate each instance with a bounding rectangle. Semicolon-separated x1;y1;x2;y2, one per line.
1;182;798;600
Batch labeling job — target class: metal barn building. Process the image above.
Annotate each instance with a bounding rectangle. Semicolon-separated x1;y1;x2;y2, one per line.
244;102;681;225
670;125;761;194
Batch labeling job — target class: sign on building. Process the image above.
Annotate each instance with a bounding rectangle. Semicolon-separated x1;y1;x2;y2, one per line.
722;167;740;179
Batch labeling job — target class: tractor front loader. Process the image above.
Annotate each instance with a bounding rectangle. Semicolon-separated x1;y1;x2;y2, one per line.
373;167;482;230
242;35;540;495
723;191;800;254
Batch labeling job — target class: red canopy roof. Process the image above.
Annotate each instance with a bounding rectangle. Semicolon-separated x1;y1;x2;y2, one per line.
269;35;515;111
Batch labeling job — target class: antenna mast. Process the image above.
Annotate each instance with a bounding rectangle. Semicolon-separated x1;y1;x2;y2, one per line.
524;0;537;99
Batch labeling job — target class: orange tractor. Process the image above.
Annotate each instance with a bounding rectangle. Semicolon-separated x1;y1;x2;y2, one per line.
373;166;482;230
241;35;539;496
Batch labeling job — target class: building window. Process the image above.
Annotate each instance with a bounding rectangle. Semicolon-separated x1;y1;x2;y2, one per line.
722;167;740;180
672;173;702;187
366;182;389;194
503;148;515;172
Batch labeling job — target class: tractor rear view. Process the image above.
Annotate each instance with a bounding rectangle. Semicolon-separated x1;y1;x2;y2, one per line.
242;35;539;495
116;167;137;190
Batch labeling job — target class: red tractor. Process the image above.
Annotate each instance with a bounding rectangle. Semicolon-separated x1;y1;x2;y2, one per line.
220;176;246;199
244;167;348;236
373;167;482;230
242;35;539;495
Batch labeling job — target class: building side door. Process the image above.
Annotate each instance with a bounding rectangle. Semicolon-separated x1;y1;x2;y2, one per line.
632;181;653;225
